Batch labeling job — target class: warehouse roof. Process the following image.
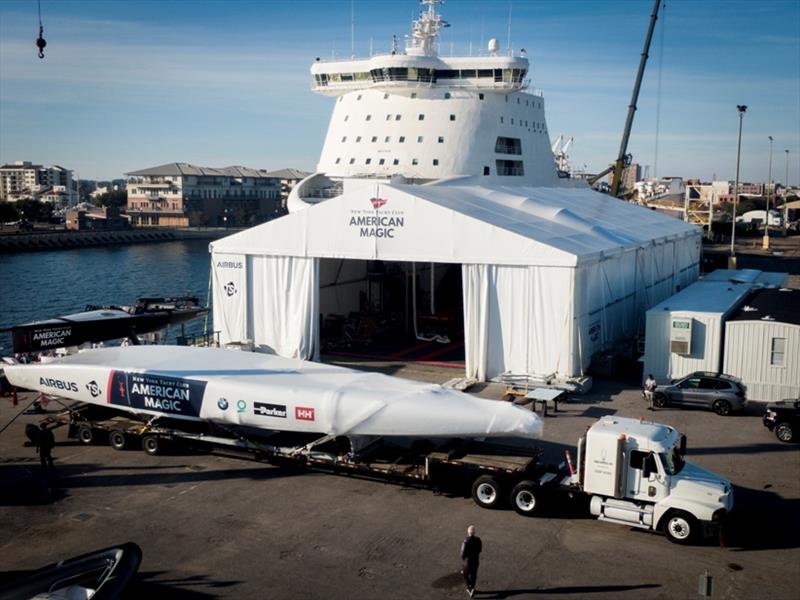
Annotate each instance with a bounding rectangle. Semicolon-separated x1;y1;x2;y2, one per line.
729;288;800;325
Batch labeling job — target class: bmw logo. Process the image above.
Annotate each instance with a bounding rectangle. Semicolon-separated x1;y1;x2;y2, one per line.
218;398;229;410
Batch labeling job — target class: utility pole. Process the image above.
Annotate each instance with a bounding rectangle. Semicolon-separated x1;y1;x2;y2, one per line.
763;135;773;249
730;105;747;262
784;149;790;235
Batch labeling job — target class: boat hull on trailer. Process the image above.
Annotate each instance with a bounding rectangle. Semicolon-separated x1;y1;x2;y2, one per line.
4;346;543;439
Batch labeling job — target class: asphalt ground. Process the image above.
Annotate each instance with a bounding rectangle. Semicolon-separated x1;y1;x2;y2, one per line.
1;364;798;600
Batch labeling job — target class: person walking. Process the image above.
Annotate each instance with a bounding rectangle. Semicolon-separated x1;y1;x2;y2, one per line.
37;423;55;473
460;525;482;597
644;374;657;410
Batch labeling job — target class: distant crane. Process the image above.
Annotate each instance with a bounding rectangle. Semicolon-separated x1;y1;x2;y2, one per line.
551;135;574;177
589;0;662;197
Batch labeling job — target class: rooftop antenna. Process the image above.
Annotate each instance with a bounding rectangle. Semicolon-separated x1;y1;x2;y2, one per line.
507;2;512;57
480;19;485;56
369;36;373;56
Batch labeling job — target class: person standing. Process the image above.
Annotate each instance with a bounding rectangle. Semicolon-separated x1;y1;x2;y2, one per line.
644;374;657;410
460;525;482;597
37;423;55;473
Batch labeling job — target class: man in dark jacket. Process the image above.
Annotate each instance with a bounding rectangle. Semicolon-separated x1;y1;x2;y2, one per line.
37;423;55;472
460;525;482;597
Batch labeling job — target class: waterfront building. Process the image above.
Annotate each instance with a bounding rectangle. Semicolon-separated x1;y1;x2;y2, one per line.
65;206;128;230
125;163;281;227
262;168;311;211
0;161;75;204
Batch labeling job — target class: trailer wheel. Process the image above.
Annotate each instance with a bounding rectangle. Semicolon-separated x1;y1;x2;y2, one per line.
77;425;94;445
653;393;667;408
471;475;502;509
510;481;540;516
712;399;732;416
109;430;128;451
775;422;795;443
662;510;698;544
141;434;161;456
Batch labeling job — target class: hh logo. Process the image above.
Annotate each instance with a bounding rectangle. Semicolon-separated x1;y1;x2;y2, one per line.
295;406;315;421
370;197;388;210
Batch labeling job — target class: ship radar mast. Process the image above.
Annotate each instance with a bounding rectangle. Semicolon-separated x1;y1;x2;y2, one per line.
406;0;449;57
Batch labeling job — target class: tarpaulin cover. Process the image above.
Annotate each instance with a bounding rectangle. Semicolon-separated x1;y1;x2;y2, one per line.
210;182;701;379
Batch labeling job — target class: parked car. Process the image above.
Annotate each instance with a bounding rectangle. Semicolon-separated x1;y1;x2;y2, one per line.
654;372;747;416
763;399;800;442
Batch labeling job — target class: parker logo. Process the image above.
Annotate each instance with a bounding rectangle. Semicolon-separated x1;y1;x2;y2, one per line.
86;380;102;398
295;406;315;421
224;281;237;297
254;402;287;418
370;197;388;210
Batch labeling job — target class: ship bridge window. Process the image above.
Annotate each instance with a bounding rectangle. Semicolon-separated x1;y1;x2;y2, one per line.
355;72;371;81
460;69;477;78
437;69;458;80
496;159;525;176
478;69;493;78
495;137;522;155
341;73;354;82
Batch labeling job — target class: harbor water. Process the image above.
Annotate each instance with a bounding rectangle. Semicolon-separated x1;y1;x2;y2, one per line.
0;240;212;354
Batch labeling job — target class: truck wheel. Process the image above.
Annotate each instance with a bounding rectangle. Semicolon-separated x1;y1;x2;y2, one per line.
775;422;795;443
471;475;502;509
653;393;667;408
77;425;94;445
109;430;128;451
712;399;732;416
510;481;540;516
662;510;698;544
141;434;161;455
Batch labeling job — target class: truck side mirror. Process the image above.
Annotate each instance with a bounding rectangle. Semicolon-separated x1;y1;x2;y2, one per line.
679;435;687;456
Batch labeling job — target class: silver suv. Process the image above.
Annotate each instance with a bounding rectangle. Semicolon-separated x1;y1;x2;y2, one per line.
655;372;747;416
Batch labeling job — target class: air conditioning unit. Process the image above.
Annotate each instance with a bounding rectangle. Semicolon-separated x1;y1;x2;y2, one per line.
669;318;692;355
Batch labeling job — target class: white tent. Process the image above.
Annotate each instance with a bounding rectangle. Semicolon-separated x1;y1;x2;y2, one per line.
210;181;701;381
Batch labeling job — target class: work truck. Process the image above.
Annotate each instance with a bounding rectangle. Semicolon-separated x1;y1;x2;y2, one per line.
44;403;731;545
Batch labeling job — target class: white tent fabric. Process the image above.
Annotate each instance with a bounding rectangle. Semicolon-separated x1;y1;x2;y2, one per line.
211;254;248;346
210;181;701;380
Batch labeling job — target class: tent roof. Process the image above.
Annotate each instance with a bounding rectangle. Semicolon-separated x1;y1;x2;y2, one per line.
210;181;700;267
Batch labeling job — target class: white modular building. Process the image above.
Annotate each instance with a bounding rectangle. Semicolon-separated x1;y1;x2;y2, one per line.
643;269;789;383
723;288;800;403
210;2;702;382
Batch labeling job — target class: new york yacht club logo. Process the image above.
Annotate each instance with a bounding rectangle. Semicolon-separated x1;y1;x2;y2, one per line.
348;196;405;239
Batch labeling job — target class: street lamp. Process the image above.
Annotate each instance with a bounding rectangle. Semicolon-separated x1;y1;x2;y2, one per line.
730;105;747;259
784;149;790;234
763;136;773;249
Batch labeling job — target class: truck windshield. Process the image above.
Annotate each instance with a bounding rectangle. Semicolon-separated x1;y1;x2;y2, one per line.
660;448;685;475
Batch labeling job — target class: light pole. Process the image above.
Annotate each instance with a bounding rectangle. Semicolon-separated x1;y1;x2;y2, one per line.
730;105;747;259
763;136;773;249
784;149;790;234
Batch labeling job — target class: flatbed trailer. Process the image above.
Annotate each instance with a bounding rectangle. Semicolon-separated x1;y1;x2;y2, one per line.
45;402;568;512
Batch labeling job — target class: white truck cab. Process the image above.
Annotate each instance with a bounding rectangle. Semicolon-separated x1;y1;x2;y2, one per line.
576;416;733;543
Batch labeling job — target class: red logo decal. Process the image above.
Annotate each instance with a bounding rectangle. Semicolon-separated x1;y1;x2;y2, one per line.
370;197;388;209
295;406;315;421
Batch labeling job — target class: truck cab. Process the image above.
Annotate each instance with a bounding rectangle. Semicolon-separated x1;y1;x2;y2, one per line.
576;416;733;543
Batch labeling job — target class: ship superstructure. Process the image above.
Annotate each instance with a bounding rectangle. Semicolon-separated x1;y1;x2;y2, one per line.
290;0;561;209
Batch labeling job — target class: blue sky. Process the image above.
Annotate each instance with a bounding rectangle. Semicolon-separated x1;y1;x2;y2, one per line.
0;0;798;183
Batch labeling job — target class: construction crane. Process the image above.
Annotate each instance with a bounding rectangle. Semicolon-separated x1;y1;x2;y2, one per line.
589;0;661;197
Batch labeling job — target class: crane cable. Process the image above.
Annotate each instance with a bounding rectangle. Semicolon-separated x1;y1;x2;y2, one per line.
36;0;47;59
653;1;666;179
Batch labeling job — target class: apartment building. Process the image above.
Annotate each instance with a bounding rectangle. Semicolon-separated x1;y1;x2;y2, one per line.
125;163;281;227
0;161;75;204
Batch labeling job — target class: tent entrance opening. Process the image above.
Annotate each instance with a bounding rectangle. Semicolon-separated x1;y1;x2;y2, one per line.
319;259;464;366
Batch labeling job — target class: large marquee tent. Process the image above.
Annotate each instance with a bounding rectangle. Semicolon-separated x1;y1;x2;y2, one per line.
209;181;701;381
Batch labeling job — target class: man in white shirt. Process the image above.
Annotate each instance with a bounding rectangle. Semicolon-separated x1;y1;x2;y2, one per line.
644;374;657;410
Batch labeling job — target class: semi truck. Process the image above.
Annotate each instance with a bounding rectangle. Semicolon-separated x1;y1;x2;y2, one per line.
49;403;732;545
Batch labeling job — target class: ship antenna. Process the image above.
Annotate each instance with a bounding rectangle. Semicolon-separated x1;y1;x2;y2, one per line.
506;2;512;57
350;0;355;58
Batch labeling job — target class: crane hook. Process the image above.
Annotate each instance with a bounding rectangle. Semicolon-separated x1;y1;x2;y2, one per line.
36;24;46;59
